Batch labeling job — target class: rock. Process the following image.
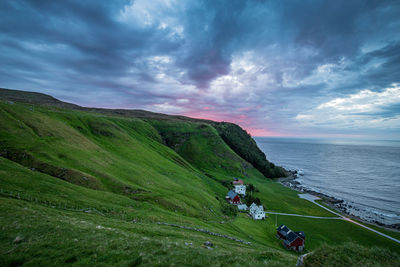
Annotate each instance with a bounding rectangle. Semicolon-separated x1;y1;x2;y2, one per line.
297;252;312;266
204;241;213;247
13;236;24;244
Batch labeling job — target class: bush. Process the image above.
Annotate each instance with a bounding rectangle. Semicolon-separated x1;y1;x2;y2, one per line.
244;195;262;206
220;201;238;217
221;180;233;189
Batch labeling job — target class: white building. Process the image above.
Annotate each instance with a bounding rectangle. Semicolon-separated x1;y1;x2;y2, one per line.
234;184;246;196
249;203;258;213
249;203;266;220
237;204;248;211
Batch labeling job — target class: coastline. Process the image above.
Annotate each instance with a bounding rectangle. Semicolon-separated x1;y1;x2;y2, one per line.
277;173;400;232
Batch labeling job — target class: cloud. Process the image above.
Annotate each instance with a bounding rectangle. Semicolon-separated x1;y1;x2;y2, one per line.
296;84;400;129
0;0;400;138
148;102;185;113
318;86;400;112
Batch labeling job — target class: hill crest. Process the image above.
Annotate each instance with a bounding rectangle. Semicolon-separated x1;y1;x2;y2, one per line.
0;87;287;179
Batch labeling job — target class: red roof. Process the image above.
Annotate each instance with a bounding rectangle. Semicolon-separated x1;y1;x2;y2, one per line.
226;191;241;204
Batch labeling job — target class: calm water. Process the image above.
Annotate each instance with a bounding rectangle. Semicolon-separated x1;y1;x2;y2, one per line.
255;137;400;225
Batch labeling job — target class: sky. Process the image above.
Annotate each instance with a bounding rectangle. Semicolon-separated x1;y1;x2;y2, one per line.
1;0;400;139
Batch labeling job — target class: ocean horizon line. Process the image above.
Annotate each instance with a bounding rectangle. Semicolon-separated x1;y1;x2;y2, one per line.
254;136;400;148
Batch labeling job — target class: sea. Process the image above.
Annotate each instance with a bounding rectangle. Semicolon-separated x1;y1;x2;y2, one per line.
255;137;400;226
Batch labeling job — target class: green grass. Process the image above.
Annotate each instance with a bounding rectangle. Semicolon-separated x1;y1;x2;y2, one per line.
0;98;399;265
265;215;400;252
304;242;400;267
0;197;296;266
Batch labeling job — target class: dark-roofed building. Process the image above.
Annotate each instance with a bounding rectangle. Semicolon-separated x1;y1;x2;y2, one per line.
276;225;305;252
295;231;306;240
277;224;290;239
225;190;240;205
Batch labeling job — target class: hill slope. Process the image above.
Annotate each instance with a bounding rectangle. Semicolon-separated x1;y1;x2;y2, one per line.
0;88;285;179
0;88;399;266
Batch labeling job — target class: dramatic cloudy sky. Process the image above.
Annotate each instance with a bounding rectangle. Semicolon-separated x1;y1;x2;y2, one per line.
1;0;400;138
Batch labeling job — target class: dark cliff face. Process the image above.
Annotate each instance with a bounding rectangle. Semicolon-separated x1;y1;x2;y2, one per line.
0;88;287;179
212;122;287;178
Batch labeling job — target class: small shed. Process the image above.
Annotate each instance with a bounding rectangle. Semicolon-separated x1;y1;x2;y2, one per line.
237;204;248;211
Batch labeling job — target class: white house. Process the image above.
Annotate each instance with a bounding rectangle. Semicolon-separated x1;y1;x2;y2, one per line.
234;184;246;196
249;203;266;220
237;204;248;211
249;203;258;213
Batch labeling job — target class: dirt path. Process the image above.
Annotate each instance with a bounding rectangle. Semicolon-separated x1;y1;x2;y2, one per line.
264;211;342;220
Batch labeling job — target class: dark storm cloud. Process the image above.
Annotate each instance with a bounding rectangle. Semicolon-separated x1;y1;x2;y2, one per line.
0;0;186;107
175;0;249;88
359;43;400;88
0;0;180;75
1;0;400;137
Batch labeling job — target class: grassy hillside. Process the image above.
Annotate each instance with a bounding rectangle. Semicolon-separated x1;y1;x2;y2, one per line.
304;242;400;267
0;88;283;179
0;88;399;266
213;122;287;178
0;158;297;266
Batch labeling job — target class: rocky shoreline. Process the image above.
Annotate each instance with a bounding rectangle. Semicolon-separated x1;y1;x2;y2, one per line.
278;171;400;231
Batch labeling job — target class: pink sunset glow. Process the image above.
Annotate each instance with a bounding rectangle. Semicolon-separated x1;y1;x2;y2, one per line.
183;109;281;137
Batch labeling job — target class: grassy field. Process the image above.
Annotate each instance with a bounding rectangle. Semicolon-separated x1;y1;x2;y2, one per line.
0;197;297;266
304;242;400;267
0;92;399;266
